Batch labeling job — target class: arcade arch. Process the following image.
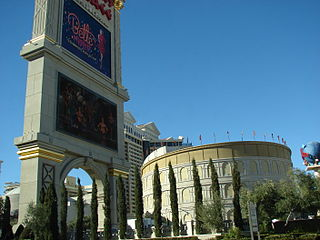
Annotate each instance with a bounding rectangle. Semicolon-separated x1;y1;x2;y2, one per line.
58;156;109;230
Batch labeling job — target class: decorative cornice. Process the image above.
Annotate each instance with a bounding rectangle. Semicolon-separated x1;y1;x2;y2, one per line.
109;168;129;178
142;141;292;171
17;145;65;163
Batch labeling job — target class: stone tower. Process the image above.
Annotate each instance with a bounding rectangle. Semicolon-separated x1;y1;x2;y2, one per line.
15;0;129;229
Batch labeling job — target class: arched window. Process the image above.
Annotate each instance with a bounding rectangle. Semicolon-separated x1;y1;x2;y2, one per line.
261;160;269;175
182;188;191;203
160;171;166;184
249;161;258;175
161;191;169;207
237;161;244;175
272;161;279;174
197;166;203;179
225;184;233;198
222;162;231;176
227;209;234;220
180;167;189;181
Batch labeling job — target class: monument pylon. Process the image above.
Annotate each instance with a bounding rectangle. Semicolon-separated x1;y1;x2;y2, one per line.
15;0;129;229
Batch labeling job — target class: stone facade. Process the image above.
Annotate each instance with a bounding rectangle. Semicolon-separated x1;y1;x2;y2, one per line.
141;141;292;232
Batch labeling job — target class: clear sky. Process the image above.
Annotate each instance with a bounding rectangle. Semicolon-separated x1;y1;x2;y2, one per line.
0;0;319;192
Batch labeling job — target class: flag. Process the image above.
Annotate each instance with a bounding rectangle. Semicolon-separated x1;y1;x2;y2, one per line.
277;135;280;143
271;133;274;141
226;131;230;141
199;135;202;141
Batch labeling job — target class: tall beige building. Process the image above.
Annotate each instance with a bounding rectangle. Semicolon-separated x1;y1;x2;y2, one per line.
124;112;187;217
141;141;292;233
124;112;146;216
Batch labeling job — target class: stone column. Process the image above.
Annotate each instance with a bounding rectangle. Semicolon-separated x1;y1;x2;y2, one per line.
15;140;65;223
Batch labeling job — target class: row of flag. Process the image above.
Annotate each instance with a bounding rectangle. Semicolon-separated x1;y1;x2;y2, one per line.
196;131;287;145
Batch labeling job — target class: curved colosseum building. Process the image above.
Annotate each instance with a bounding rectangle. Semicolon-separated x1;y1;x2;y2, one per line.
141;141;292;229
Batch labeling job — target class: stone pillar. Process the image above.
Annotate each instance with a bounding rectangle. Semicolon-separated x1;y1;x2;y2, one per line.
32;0;60;40
109;168;129;230
15;141;65;223
109;171;118;229
97;179;105;232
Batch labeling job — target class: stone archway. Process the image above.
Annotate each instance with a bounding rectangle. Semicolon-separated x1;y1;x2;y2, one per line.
58;156;109;230
58;156;106;186
16;144;129;230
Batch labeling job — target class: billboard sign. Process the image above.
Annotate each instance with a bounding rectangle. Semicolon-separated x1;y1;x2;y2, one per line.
73;0;114;21
62;0;111;78
57;73;118;150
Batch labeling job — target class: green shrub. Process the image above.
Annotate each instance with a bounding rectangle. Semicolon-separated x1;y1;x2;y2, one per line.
263;233;319;240
136;237;198;240
223;227;241;240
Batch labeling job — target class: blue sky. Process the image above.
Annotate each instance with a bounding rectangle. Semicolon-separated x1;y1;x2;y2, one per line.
0;0;319;190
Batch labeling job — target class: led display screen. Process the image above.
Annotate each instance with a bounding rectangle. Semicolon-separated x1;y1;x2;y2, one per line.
57;74;117;150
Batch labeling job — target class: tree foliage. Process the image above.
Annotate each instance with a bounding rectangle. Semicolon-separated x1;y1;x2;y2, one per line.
76;178;84;240
134;166;144;238
209;158;220;195
248;180;282;232
192;159;204;234
243;169;320;232
45;182;59;240
0;197;4;232
288;169;320;216
39;187;46;204
91;178;98;240
104;171;112;240
60;184;68;240
1;196;13;240
117;176;127;239
19;225;34;240
205;158;224;233
232;162;243;230
168;162;179;236
23;195;48;240
22;184;60;240
199;193;224;233
153;163;162;237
